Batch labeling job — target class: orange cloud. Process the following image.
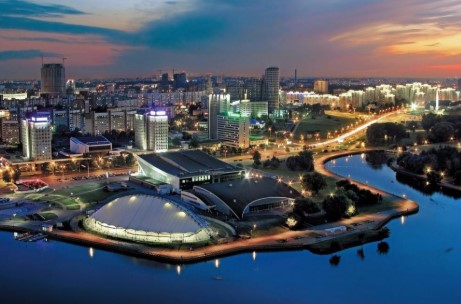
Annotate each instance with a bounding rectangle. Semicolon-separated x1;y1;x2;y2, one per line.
0;30;137;67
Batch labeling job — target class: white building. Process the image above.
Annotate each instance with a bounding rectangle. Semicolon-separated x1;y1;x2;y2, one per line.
230;99;268;118
208;94;230;140
134;110;169;152
313;80;329;94
217;113;250;148
70;136;112;154
21;114;52;160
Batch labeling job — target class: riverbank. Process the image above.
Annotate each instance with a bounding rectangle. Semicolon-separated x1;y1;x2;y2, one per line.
0;150;420;264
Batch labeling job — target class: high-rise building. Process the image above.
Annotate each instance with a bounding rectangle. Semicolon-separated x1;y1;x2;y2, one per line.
21;113;52;160
173;72;187;89
227;81;245;101
231;99;268;118
245;78;263;101
313;80;329;94
41;63;65;96
134;110;169;152
217;113;250;148
262;67;280;113
208;94;230;140
458;78;461;91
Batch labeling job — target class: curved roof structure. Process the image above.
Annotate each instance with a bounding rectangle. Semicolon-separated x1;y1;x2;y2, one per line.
91;194;207;233
193;177;301;219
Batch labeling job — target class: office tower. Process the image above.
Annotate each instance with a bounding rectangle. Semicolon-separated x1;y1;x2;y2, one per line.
205;74;213;95
263;67;280;113
217;113;250;148
314;80;329;94
208;94;230;140
227;81;245;101
173;72;187;89
41;63;65;96
21;113;52;160
134;110;169;152
458;78;461;91
245;78;263;101
231;100;268;118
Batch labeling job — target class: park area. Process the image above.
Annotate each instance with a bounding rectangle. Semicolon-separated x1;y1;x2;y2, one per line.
10;182;115;211
294;110;360;141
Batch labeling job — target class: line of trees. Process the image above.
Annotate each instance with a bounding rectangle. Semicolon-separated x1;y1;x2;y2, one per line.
366;122;407;146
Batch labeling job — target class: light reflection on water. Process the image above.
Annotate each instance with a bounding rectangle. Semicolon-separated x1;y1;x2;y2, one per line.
0;153;460;303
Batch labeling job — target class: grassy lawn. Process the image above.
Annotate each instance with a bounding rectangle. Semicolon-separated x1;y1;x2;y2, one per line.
9;182;112;210
295;112;357;139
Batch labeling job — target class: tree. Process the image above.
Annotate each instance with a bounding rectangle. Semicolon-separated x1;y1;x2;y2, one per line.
190;136;200;148
171;137;181;147
286;213;302;229
302;172;327;195
125;154;136;167
297;150;314;171
12;166;21;182
253;150;262;167
293;197;321;219
427;122;455;143
421;113;441;131
41;162;50;174
454;171;461;185
322;191;355;221
286;150;314;171
426;171;442;185
2;170;11;183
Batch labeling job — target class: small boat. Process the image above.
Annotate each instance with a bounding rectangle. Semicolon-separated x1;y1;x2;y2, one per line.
213;276;223;280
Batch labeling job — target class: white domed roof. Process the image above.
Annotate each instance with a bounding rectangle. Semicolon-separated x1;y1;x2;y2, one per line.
91;194;207;233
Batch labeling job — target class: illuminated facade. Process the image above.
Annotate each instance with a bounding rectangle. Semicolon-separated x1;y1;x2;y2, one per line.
208;94;230;140
313;80;329;94
21;114;52;160
134;110;168;152
230;99;268;118
83;194;214;245
217;113;250;148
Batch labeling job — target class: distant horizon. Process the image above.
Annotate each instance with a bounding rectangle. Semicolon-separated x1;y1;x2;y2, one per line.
1;1;461;79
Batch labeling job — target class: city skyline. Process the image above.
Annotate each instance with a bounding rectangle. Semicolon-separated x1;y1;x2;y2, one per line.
1;0;461;79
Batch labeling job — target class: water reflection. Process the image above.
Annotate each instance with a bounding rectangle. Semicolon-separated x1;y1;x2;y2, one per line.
377;241;390;254
329;255;341;266
176;265;181;275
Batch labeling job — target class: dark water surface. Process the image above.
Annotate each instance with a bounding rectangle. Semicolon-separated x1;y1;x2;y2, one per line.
1;154;460;303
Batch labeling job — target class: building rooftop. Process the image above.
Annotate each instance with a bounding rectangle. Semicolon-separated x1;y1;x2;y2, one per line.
195;177;300;218
71;136;111;146
91;194;208;233
138;150;241;177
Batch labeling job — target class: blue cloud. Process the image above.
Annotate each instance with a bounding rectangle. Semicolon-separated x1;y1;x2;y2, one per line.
0;0;85;17
0;49;60;61
136;14;226;49
10;37;67;43
0;16;127;38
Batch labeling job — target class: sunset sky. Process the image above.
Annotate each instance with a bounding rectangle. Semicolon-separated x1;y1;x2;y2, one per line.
1;0;461;79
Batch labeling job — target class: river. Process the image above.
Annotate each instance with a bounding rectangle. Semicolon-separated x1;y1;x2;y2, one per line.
1;153;460;303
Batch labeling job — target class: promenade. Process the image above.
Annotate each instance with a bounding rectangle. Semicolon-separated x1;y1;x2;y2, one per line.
0;149;419;264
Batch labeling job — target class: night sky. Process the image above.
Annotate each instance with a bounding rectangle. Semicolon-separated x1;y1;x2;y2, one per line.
1;0;461;79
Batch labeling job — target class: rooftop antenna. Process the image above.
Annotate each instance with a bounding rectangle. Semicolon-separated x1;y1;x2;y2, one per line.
62;57;67;65
41;55;44;67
